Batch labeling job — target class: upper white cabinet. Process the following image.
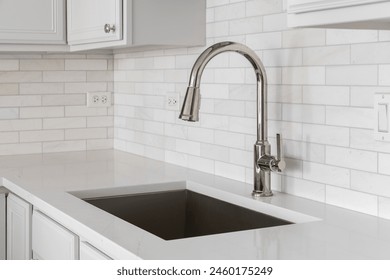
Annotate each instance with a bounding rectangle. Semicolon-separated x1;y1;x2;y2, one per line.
67;0;206;51
287;0;390;29
0;0;66;44
67;0;123;46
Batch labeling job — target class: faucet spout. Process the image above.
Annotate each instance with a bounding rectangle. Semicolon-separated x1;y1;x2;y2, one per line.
179;41;285;197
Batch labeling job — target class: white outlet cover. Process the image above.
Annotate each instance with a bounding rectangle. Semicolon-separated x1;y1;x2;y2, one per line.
87;92;112;108
166;93;179;110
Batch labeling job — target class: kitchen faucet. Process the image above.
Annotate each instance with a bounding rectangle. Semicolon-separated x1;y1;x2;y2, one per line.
179;41;285;197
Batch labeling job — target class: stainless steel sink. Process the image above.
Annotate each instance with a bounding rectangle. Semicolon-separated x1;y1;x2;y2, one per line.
83;190;293;240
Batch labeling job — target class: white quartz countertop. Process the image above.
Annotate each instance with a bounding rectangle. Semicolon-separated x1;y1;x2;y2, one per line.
1;149;390;259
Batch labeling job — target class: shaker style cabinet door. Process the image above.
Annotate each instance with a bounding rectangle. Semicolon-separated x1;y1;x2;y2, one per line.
67;0;123;45
80;241;112;260
32;210;79;260
6;193;32;260
0;0;66;44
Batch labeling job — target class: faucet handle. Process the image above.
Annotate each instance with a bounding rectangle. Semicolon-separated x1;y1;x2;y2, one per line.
273;133;286;172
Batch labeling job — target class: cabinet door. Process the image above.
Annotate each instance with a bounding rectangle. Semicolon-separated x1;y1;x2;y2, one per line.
80;241;112;260
68;0;123;45
0;0;65;44
6;193;32;260
32;210;79;260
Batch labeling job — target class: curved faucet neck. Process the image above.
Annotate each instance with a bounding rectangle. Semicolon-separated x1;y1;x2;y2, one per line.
188;41;268;142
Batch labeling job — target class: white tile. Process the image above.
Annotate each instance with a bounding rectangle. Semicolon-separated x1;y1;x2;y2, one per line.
42;94;85;106
0;143;42;155
207;22;229;38
0;108;18;120
65;59;107;70
0;72;42;83
229;148;251;168
164;123;188;139
303;45;350;65
283;158;303;178
87;71;114;82
187;127;214;144
229;16;262;35
379;153;390;175
214;130;245;149
200;114;229;130
302;124;349;147
87;116;113;128
283;140;325;163
326;146;377;172
379;197;390;220
245;0;283;16
165;150;187;167
379;65;390;86
154;56;175;69
65;82;107;94
0;84;18;95
87;139;113;150
0;132;18;144
201;83;229;99
215;68;246;84
0;95;41;107
176;139;201;156
214;2;245;21
43;117;86;129
0;60;19;71
207;0;229;7
283;29;326;48
282;67;325;85
200;143;229;162
351;170;390;197
263;13;286;31
326;65;377;86
20;59;64;70
268;85;302;103
303;162;350;188
65;128;107;140
43;140;86;153
351;86;389;108
282;104;325;124
282;176;325;202
0;119;42;131
187;155;214;173
326;29;378;45
20;83;64;95
246;32;282;50
163;70;188;83
351;42;390;64
65;106;107;117
214;100;246;117
43;71;86;82
326;185;377;216
20;130;64;143
326;106;373;129
269;120;303;141
20;107;64;118
215;161;246;182
351;128;390;153
263;49;302;67
302;86;349;105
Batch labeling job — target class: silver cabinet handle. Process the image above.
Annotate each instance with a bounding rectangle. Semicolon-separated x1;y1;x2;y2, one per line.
104;24;116;33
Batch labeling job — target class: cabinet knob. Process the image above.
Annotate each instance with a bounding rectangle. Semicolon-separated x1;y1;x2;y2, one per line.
104;24;116;33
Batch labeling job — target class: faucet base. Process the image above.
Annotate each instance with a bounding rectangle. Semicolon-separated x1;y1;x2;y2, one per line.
252;190;273;197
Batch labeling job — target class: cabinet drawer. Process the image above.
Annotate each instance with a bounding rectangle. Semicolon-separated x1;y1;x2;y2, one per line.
80;241;112;260
32;210;79;260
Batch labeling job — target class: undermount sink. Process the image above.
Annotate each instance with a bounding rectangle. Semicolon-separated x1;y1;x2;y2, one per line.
83;189;293;240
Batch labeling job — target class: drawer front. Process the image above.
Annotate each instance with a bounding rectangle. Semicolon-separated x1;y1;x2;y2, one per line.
80;241;112;260
32;210;79;260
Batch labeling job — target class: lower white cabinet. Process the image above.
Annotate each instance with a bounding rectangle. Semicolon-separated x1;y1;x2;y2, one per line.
80;241;112;260
6;193;32;260
32;209;79;260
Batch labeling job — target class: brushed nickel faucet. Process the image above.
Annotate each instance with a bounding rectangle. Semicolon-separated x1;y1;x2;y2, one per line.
179;41;285;197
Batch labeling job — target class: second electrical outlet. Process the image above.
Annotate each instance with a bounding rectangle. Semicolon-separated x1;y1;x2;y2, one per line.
87;92;112;107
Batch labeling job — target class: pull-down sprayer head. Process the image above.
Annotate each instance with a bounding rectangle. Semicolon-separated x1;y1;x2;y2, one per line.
179;86;200;122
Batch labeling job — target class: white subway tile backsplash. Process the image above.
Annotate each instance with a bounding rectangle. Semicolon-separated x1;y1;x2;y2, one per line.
42;94;85;106
0;108;18;120
20;107;64;119
0;60;19;71
303;45;350;65
326;185;378;216
282;104;325;124
263;13;286;31
326;146;377;172
0;71;42;83
20;130;64;143
303;162;350;188
302;124;349;147
215;2;245;21
378;153;390;175
302;86;349;105
282;67;325;85
245;0;283;17
282;176;325;202
43;140;86;153
0;119;42;131
229;17;262;35
0;84;18;95
43;71;86;82
65;59;107;70
326;29;378;45
351;128;390;153
326;106;373;129
20;59;64;71
351;170;390;197
379;65;390;86
283;29;326;48
379;197;390;220
326;65;378;86
263;49;302;67
43;117;86;129
246;32;282;50
0;132;18;144
215;160;246;182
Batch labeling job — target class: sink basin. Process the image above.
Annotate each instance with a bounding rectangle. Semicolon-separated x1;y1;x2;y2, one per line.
83;189;293;240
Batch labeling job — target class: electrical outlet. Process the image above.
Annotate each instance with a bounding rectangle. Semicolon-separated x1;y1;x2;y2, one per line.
87;92;112;108
166;93;179;110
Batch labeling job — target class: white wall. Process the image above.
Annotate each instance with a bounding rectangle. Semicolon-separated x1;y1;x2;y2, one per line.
0;53;114;154
113;0;390;219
